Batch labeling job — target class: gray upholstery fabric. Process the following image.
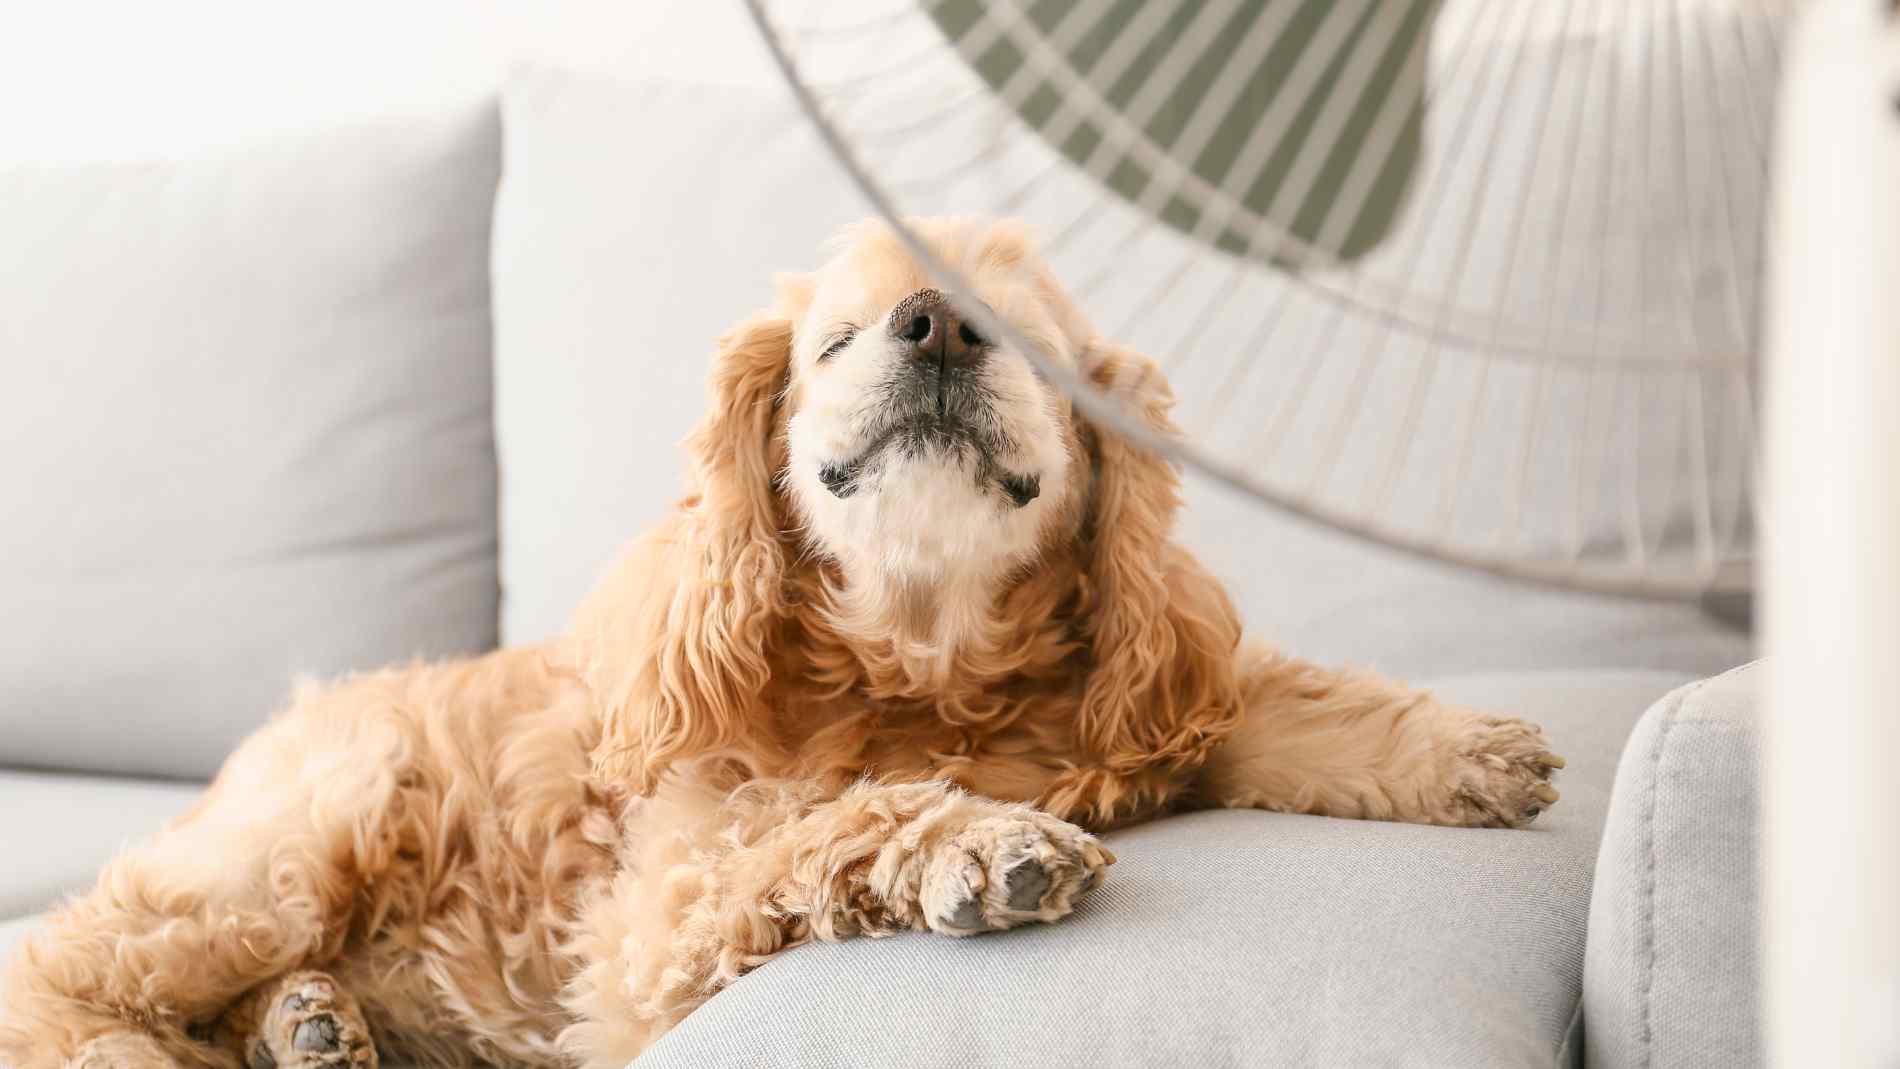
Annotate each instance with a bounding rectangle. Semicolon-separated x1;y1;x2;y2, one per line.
0;107;502;780
1584;664;1761;1069
638;669;1692;1069
0;770;204;919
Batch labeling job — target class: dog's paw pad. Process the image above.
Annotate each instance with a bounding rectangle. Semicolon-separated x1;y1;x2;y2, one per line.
922;810;1111;936
945;895;985;931
292;1015;339;1053
1004;860;1052;911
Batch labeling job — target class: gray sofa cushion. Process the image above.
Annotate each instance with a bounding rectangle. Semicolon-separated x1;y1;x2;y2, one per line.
1584;664;1761;1069
0;771;204;919
0;107;502;779
637;669;1692;1069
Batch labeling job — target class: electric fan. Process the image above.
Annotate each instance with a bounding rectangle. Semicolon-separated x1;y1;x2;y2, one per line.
743;0;1792;598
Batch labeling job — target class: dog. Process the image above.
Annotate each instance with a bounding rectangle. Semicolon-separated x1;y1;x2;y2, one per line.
0;218;1562;1069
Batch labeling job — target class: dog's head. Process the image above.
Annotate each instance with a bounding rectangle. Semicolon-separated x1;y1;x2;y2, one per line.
578;218;1240;794
777;218;1089;588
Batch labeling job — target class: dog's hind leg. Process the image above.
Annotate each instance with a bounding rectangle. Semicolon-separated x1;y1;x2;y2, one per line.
0;774;367;1069
210;971;376;1069
556;778;1113;1068
0;696;413;1069
0;832;345;1068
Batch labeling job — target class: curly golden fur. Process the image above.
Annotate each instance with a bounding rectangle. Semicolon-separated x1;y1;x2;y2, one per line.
0;219;1562;1069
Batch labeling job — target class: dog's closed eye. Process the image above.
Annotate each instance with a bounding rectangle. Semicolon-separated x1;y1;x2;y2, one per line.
999;473;1040;507
818;328;858;362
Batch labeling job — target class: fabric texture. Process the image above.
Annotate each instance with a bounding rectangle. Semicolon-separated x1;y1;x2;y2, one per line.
489;64;1753;680
0;770;205;919
1584;663;1762;1069
636;669;1688;1069
0;107;503;779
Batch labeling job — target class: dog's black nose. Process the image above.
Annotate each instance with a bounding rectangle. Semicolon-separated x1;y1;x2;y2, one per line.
889;289;985;370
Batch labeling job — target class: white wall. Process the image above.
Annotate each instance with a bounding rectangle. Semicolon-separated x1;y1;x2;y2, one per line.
0;0;788;161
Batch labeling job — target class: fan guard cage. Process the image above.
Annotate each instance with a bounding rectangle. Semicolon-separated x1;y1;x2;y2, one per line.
745;0;1788;599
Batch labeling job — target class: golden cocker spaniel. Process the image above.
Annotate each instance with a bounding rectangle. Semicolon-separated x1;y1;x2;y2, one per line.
0;218;1562;1069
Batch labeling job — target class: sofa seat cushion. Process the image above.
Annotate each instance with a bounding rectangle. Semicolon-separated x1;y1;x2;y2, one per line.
636;669;1692;1069
0;770;205;919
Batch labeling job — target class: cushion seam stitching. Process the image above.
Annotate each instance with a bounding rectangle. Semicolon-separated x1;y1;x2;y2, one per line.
1636;677;1710;1069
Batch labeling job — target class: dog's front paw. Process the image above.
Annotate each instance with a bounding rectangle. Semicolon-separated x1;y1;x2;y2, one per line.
921;810;1112;936
247;972;376;1069
1444;715;1565;829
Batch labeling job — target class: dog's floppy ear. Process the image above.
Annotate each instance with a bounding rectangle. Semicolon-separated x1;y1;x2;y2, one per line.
681;281;804;558
1074;341;1244;776
574;278;810;792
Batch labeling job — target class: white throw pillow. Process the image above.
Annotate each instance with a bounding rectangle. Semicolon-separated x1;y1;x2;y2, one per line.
0;106;503;778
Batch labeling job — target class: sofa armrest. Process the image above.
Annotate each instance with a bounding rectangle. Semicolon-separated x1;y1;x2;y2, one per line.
1584;664;1761;1068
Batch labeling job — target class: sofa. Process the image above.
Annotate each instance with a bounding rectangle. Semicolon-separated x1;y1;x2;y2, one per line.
0;3;1763;1066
